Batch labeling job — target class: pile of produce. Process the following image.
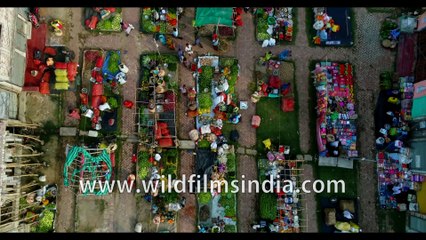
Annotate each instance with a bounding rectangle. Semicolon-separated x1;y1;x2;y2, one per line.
35;210;55;233
84;8;123;32
259;193;277;220
141;7;178;34
256;8;294;43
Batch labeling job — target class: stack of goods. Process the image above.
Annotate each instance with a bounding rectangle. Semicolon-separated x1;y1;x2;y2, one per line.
84;8;122;32
256;8;294;43
155;122;174;147
53;61;79;90
376;76;417;211
312;8;341;45
313;62;357;157
141;7;178;34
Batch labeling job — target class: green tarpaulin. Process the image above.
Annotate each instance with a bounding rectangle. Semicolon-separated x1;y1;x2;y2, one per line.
413;96;426;120
194;8;234;27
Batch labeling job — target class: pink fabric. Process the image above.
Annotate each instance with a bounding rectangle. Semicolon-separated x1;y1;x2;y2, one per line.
414;80;426;99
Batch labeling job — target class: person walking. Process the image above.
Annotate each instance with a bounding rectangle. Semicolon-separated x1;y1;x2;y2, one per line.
172;27;183;39
185;43;193;56
180;84;187;96
193;33;203;48
177;47;184;63
182;57;191;69
212;35;220;51
121;22;135;36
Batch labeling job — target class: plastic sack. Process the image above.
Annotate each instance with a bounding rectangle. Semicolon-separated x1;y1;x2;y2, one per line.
54;82;69;90
55;69;68;77
56;75;69;83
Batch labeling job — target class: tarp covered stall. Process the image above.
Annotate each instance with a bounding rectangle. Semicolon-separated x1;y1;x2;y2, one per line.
194;8;234;27
412;80;426;120
194;149;217;191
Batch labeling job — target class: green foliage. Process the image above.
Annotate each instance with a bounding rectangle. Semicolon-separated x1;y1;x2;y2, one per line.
226;154;236;172
138;151;151;179
198;93;213;110
380;19;398;40
259;193;276;220
198;192;212;205
35;210;54;233
107;51;120;74
199;66;214;91
219;192;236;217
227;64;239;94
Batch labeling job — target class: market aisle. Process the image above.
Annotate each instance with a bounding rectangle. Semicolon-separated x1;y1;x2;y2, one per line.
236;155;258;232
177;151;197;232
300;163;318;232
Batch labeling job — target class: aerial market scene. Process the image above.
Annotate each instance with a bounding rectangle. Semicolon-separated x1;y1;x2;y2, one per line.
1;7;426;234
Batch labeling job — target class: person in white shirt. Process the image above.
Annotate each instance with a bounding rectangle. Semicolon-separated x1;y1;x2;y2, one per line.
185;43;193;55
172;27;183;39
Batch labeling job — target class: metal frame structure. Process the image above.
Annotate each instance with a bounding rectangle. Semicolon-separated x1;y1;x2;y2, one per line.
135;54;178;149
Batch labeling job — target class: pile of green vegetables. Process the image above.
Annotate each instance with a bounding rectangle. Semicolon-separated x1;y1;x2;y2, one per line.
257;17;271;41
224;224;237;232
219;192;236;217
227;64;239;94
226;153;236;173
96;13;122;32
380;19;398;40
34;210;55;233
198;92;213;110
198;192;212;205
107;51;121;74
138;151;152;180
259;193;277;220
199;66;214;91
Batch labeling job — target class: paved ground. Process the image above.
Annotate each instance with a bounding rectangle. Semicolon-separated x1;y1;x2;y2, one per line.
41;7;394;233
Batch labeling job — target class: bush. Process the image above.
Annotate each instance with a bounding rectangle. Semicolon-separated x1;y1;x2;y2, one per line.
259;193;277;220
198;192;212;205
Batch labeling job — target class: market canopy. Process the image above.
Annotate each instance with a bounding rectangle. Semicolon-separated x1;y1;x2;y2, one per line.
412;80;426;120
194;8;234;27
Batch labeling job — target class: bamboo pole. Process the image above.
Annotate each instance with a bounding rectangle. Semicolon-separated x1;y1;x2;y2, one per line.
8;134;44;144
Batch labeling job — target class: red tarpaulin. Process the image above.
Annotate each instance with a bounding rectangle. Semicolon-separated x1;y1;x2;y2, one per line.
24;24;47;88
397;33;417;76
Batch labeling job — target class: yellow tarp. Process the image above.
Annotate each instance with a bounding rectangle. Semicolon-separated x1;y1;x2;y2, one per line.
417;181;426;214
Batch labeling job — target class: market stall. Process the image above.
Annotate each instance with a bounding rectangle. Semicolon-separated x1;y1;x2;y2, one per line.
79;49;125;141
195;55;240;132
196;147;238;233
84;8;123;32
63;145;115;196
375;74;419;211
25;45;79;94
255;8;295;46
319;197;361;233
310;8;353;46
136;147;181;231
137;54;179;148
27;184;58;233
194;8;242;38
140;8;179;34
312;61;358;158
257;141;305;233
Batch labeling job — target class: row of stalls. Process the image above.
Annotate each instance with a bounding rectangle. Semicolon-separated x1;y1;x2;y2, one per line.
0;120;58;233
375;11;426;230
313;61;358;158
135;53;181;232
188;55;240;233
61;49;127;196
